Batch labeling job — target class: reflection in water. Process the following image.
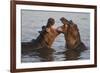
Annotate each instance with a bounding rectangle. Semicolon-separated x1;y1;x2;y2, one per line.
21;47;54;62
21;47;87;62
36;48;54;62
64;49;82;60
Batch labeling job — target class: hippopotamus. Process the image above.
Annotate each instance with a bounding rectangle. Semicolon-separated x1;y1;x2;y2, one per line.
60;17;87;51
21;18;67;53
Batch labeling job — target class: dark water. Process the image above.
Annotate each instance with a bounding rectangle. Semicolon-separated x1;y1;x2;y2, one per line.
21;10;90;62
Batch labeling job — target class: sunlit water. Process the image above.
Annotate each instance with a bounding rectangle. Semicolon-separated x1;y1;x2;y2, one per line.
21;10;90;62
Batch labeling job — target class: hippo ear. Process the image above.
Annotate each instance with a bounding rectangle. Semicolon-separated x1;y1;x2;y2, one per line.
46;28;50;32
69;20;73;24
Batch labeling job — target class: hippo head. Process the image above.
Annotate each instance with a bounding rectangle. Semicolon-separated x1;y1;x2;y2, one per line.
60;17;79;34
60;17;81;49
